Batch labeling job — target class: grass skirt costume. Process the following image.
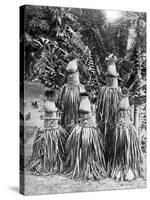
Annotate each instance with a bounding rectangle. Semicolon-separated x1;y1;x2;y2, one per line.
96;85;122;135
96;54;122;164
26;96;68;175
57;59;85;131
96;54;122;136
107;96;143;181
65;93;106;181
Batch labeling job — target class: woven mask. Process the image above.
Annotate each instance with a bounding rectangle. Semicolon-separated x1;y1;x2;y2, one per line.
44;101;61;129
67;72;80;84
119;96;130;110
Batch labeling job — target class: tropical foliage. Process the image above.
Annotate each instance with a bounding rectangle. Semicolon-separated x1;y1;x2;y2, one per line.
22;5;146;132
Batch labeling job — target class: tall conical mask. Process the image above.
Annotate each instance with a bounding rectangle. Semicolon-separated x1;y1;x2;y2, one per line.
44;101;57;113
119;95;130;110
105;54;119;88
79;92;92;114
44;89;61;129
66;59;80;84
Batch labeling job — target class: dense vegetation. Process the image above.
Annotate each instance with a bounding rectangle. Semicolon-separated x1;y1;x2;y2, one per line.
21;5;146;131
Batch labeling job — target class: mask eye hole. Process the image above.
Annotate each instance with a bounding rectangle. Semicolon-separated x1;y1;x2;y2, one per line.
83;120;88;127
71;120;74;124
49;120;54;127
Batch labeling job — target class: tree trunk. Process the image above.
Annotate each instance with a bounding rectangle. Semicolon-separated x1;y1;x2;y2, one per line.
134;105;140;136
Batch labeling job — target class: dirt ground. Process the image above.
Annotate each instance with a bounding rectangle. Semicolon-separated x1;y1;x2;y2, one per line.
22;82;147;196
24;171;146;196
24;129;146;196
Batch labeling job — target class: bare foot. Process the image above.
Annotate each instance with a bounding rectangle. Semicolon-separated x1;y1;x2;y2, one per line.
125;169;134;181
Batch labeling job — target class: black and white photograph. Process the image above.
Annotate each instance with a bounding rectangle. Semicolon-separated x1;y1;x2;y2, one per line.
20;4;146;196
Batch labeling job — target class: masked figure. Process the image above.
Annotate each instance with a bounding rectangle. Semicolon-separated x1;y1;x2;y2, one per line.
27;89;68;175
96;54;122;164
57;59;85;131
107;94;143;181
65;92;106;181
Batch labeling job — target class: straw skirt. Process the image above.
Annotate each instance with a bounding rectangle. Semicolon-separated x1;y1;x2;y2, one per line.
107;119;143;181
57;84;85;130
65;124;106;181
27;127;68;175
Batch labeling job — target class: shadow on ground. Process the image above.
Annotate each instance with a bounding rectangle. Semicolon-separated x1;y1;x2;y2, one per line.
9;186;19;193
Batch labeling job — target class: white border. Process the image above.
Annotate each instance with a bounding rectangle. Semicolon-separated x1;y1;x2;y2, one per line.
0;0;149;199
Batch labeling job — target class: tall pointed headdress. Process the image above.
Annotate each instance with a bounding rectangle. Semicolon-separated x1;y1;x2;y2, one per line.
44;89;61;119
105;54;119;77
119;89;130;110
79;92;92;114
105;54;121;88
66;59;80;84
66;59;78;74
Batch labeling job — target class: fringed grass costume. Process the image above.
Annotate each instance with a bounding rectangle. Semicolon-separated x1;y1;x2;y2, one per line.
107;95;143;181
26;90;68;175
96;54;122;164
65;92;106;181
57;59;85;130
96;54;122;136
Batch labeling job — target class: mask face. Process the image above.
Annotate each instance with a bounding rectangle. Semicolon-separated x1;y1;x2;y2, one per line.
67;72;80;84
79;113;95;127
44;111;61;129
82;119;88;127
48;119;55;127
68;74;74;82
44;118;58;129
106;76;118;87
106;76;114;85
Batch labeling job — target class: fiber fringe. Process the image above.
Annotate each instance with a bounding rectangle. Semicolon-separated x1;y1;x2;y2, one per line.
65;124;106;181
57;84;84;129
107;121;143;180
96;86;122;136
26;127;68;175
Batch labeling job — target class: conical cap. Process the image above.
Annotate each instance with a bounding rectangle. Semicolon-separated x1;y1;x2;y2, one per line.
119;96;130;110
44;101;57;112
105;54;118;77
66;59;78;73
79;93;91;113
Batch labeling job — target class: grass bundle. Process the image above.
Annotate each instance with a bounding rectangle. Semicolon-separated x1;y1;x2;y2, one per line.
96;86;122;136
107;121;143;181
57;84;85;129
26;126;68;175
65;124;106;181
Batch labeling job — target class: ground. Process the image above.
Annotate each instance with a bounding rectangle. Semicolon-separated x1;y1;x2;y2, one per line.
22;82;147;196
24;171;146;196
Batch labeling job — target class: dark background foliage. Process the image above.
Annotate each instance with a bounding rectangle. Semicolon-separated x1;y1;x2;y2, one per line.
21;5;146;131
